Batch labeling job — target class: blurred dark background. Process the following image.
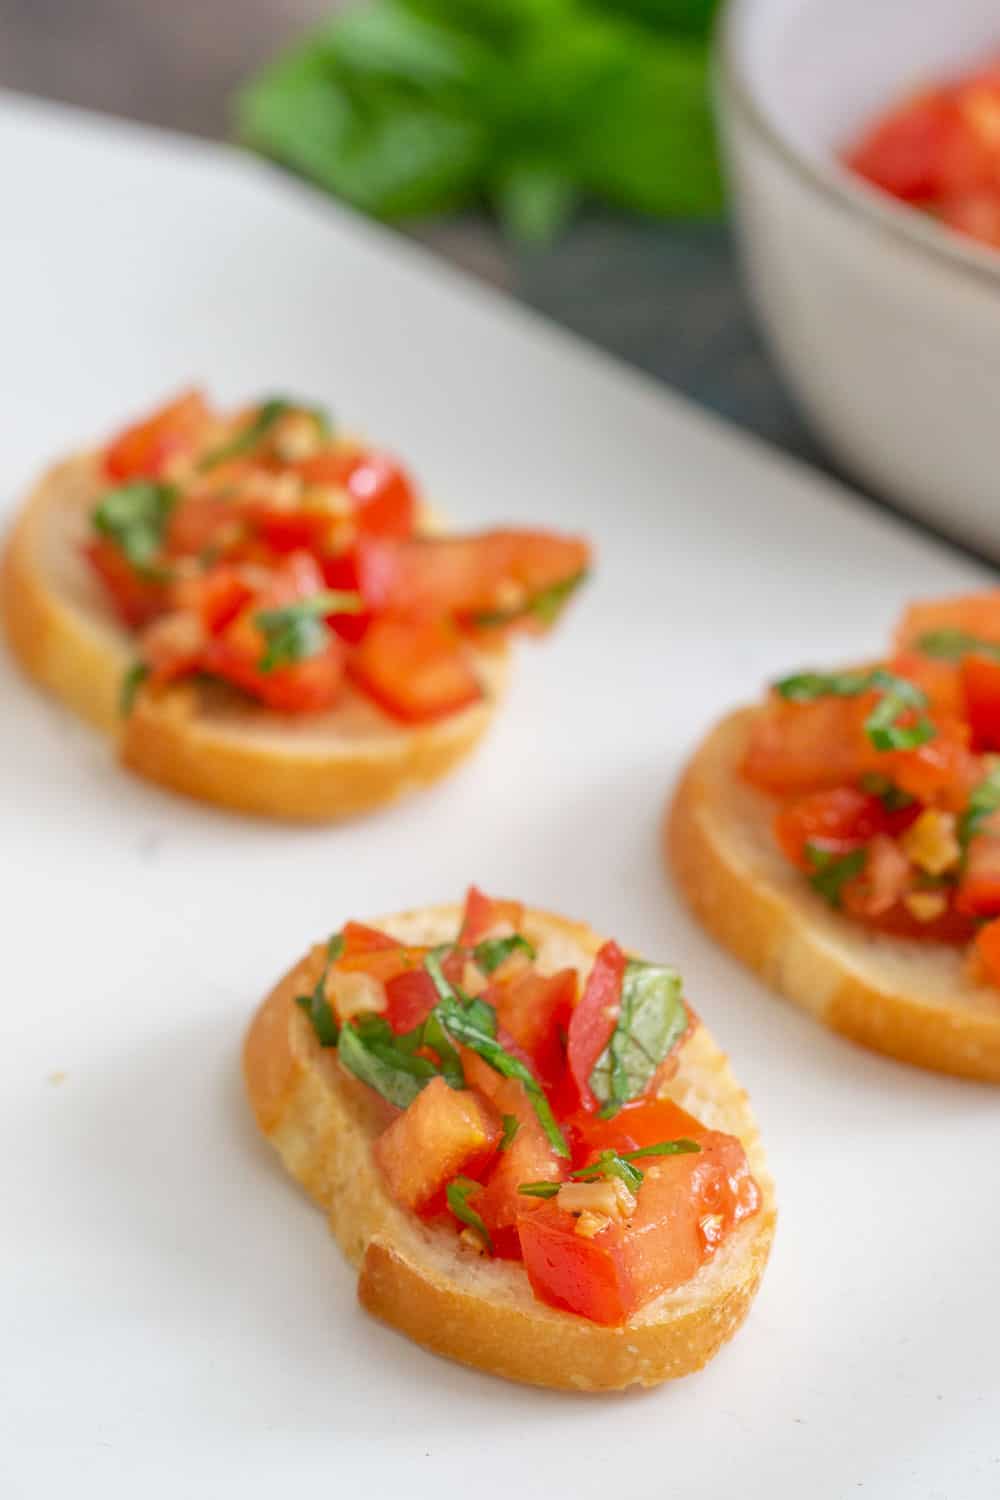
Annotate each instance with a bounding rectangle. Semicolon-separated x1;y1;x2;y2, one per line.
0;0;820;465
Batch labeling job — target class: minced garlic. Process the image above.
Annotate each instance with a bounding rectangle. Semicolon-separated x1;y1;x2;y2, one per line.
901;809;960;876
904;890;948;923
557;1177;636;1221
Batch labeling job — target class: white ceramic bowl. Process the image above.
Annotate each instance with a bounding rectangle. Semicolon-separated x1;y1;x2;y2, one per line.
717;0;1000;560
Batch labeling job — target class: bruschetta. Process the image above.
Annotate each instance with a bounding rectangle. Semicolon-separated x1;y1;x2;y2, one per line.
243;888;775;1391
2;390;589;820
669;591;1000;1081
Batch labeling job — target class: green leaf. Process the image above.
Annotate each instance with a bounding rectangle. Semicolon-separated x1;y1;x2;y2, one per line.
119;661;150;716
420;1007;467;1088
499;1113;521;1150
624;1138;701;1159
472;933;536;974
916;629;1000;663
473;571;588;629
446;1175;493;1250
517;1180;562;1198
517;1136;701;1202
254;591;362;672
338;1016;440;1106
589;960;687;1118
92;481;176;573
805;844;867;908
774;667;935;752
327;930;346;961
774;669;874;702
432;984;569;1157
958;768;1000;850
295;973;339;1047
571;1148;644;1193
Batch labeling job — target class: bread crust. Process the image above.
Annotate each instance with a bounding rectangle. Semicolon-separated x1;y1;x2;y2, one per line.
1;454;506;820
668;708;1000;1082
243;904;776;1392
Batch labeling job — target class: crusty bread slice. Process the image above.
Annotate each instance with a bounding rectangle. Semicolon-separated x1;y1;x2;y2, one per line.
243;903;776;1392
668;708;1000;1082
1;454;507;820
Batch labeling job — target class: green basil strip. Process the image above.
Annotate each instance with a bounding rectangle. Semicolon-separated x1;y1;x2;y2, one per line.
805;843;867;908
327;930;345;961
255;591;362;672
916;629;1000;662
446;1177;493;1252
774;668;873;702
774;667;935;752
431;983;569;1159
473;933;536;975
624;1139;701;1161
93;480;177;573
517;1181;561;1199
958;768;1000;850
589;960;688;1120
473;571;587;629
295;972;339;1048
337;1017;439;1108
571;1149;644;1193
420;1008;466;1090
198;397;332;471
499;1114;520;1151
119;661;150;716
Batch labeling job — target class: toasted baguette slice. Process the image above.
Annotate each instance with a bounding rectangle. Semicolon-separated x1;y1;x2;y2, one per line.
244;903;775;1392
1;454;507;820
668;708;1000;1082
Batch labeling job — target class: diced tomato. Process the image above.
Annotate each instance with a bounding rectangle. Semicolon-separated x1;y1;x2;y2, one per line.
473;1077;564;1258
941;191;1000;248
384;971;439;1034
773;786;898;868
104;389;211;481
140;611;204;689
349;617;482;723
957;811;1000;917
517;1126;760;1325
458;886;524;945
840;833;912;920
165;491;245;561
565;941;626;1114
253;507;334;555
974;917;1000;986
961;654;1000;751
742;693;880;796
356;530;589;622
844;88;959;202
295;447;417;539
84;538;169;629
173;565;255;635
339;922;398;957
886;723;979;812
493;968;576;1088
566;1096;711;1164
374;1076;501;1215
894;591;1000;653
888;649;965;721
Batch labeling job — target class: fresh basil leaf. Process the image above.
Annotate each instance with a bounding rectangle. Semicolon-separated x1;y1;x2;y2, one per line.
446;1176;493;1251
119;661;149;716
958;768;1000;851
773;668;873;702
859;773;915;812
433;988;569;1158
420;1008;466;1089
473;571;587;629
916;629;1000;663
338;1018;439;1107
624;1138;701;1160
295;972;339;1047
805;843;867;908
255;590;362;672
571;1149;644;1193
93;481;176;573
327;930;345;961
774;667;934;752
517;1180;561;1199
472;933;535;975
499;1114;521;1151
588;959;687;1119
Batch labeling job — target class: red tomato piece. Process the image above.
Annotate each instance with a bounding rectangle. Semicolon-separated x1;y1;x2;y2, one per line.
384;971;439;1035
349;617;482;723
974;917;1000;986
957;812;1000;917
493;968;576;1089
253;507;334;555
843;89;959;202
887;650;965;721
458;886;524;945
173;565;255;636
104;389;211;481
566;1095;711;1164
339;922;399;957
941;191;1000;248
742;694;880;796
961;654;1000;751
565;940;626;1114
894;591;1000;652
374;1076;501;1215
84;538;169;629
296;447;417;538
140;611;205;689
773;786;896;868
475;1078;564;1258
886;723;979;812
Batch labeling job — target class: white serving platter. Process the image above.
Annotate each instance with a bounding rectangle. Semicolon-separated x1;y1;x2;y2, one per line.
0;91;996;1500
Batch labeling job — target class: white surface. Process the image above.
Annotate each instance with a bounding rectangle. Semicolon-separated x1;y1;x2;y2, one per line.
1;94;998;1500
719;0;1000;563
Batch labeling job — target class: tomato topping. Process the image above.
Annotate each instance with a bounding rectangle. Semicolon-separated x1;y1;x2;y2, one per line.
957;812;1000;917
774;786;899;867
339;922;398;957
961;654;1000;751
493;968;576;1088
349;617;482;723
373;1076;501;1215
974;918;1000;986
296;448;417;539
104;389;211;481
458;886;523;945
474;1078;564;1258
84;538;169;629
742;694;879;795
565;940;626;1114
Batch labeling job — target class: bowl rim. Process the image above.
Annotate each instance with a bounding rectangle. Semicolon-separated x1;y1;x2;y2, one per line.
716;0;1000;291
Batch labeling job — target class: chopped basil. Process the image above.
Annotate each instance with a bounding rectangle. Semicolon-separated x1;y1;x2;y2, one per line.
805;843;867;908
859;773;915;812
254;590;362;672
446;1177;492;1252
499;1114;520;1151
473;571;587;629
916;629;1000;662
518;1138;701;1202
473;934;536;975
295;972;339;1048
427;957;569;1158
93;480;176;572
198;397;332;470
588;960;688;1120
958;768;1000;851
119;661;149;715
338;1015;439;1108
419;1007;466;1090
774;667;935;752
327;930;345;961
